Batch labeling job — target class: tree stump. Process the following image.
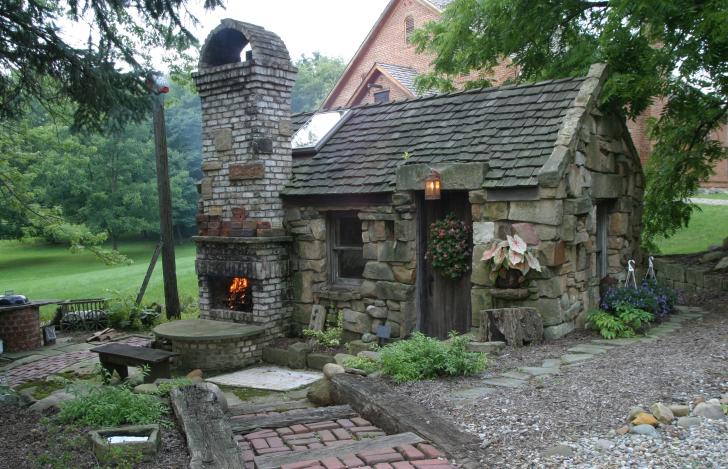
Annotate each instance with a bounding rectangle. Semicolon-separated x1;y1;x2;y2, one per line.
478;308;543;346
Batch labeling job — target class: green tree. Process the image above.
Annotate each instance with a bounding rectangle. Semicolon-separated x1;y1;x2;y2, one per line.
292;53;346;113
413;0;728;247
0;0;222;131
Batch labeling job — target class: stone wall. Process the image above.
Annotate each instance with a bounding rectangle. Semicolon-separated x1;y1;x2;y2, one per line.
284;192;418;340
654;256;728;295
468;107;644;339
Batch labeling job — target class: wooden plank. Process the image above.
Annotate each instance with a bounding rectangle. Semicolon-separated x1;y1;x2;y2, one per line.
136;242;162;305
228;399;314;416
254;432;424;469
171;384;246;469
330;374;481;463
230;405;357;433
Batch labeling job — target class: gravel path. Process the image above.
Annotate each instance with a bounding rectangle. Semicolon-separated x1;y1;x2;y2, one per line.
395;304;728;468
689;197;728;206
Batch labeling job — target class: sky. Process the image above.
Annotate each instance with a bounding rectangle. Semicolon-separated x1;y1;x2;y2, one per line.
188;0;390;62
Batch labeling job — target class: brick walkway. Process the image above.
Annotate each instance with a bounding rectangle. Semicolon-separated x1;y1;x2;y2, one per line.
235;415;456;469
0;336;150;387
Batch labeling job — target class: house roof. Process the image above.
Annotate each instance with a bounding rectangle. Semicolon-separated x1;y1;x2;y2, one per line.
378;63;420;96
285;75;591;196
425;0;455;10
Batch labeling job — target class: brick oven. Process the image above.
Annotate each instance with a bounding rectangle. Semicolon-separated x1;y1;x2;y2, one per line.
0;301;46;352
192;19;297;355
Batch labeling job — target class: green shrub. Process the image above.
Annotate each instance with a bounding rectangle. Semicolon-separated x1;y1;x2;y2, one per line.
302;312;343;347
57;385;166;427
378;332;486;383
106;292;147;330
587;304;654;339
342;356;380;374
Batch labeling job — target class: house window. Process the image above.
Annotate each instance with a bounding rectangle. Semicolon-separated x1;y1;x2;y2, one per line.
405;15;415;43
329;212;365;284
373;90;390;104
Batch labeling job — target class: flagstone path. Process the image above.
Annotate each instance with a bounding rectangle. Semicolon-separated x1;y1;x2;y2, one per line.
449;305;706;404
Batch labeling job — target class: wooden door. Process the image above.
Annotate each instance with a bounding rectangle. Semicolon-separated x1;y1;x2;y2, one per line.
417;191;472;339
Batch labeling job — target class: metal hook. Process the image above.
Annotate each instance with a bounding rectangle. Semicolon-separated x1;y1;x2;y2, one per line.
624;259;637;289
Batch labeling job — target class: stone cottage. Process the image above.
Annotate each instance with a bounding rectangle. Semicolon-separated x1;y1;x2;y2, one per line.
193;19;644;350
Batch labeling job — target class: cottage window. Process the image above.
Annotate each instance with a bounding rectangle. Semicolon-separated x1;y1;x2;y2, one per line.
329;212;365;284
373;90;390;104
405;15;415;43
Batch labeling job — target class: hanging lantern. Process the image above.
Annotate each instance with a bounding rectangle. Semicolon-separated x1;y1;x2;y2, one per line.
424;170;441;200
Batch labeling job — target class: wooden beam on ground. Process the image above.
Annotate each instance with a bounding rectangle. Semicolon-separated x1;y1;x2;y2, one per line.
228;399;314;416
230;405;357;433
170;384;246;469
254;432;424;469
330;374;481;463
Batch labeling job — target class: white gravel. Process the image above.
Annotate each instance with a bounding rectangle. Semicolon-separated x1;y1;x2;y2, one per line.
539;416;728;468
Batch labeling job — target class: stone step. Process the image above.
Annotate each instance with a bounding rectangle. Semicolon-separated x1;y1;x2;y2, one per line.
518;366;560;376
253;432;425;469
567;344;610;354
482;376;527;388
501;370;532;381
561;353;594;365
228;398;314;416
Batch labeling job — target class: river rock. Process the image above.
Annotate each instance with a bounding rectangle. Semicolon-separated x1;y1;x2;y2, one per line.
306;379;332;406
668;404;690;417
650;402;674;424
631;424;659;438
334;353;355;366
631;412;659;427
357;351;381;362
133;383;159;395
542;444;574;457
28;391;76;412
676;416;701;428
627;406;645;422
692;402;725;420
186;369;203;379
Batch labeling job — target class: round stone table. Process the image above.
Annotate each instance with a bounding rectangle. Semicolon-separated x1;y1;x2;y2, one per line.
153;319;265;372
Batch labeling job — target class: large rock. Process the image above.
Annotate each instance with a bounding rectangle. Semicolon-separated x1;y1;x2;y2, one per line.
631;424;659;438
650;402;674;424
306;379;332;406
29;391;76;412
334;353;355;366
362;262;394;281
668;404;690;417
133;383;159;395
199;382;228;412
357;351;381;362
366;305;388;319
342;309;372;334
692;402;725;420
509;200;563;226
307;353;335;370
322;363;346;379
676;416;700;428
288;342;311;369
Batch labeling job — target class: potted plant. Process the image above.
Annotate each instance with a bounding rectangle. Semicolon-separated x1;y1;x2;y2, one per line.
481;234;542;288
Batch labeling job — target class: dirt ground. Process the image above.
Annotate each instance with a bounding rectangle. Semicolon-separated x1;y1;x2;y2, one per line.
0;407;189;469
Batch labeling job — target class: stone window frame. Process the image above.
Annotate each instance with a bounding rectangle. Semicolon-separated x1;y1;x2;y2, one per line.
373;89;390;104
404;15;415;44
327;211;365;286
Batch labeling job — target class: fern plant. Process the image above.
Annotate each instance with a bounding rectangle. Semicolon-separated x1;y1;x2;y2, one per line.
587;304;654;339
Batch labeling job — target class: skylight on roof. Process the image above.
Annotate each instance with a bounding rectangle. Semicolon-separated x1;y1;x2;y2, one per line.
291;110;349;152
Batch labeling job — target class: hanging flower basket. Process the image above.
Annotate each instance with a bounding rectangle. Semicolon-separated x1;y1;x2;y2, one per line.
425;213;472;280
481;234;542;286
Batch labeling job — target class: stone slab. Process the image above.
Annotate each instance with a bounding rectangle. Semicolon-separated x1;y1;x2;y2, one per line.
450;386;496;400
501;371;532;381
567;344;610;354
482;376;527;388
518;366;560;376
560;353;594;364
206;366;323;391
541;359;562;368
153;319;265;341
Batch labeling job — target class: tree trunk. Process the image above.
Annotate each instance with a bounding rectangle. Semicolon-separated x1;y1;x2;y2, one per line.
478;307;543;346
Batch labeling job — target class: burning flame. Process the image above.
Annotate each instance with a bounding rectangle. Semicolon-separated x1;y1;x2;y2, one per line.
228;277;250;310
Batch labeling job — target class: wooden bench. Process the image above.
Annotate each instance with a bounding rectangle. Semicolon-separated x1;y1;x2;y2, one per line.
90;343;178;383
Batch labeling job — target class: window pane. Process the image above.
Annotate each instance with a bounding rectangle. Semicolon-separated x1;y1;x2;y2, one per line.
338;249;365;279
338;217;362;247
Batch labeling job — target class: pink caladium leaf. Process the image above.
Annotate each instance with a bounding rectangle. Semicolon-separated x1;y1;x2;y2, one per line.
512;260;529;276
492;245;507;266
525;251;542;272
481;242;502;261
508;249;524;266
507;234;527;254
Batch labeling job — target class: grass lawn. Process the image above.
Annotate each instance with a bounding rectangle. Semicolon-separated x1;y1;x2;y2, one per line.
0;240;197;320
654;204;728;254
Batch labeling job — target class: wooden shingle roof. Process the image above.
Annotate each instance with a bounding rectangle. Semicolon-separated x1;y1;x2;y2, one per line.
285;76;587;196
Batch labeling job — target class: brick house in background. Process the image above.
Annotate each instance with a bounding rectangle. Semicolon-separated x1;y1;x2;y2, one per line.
322;0;728;187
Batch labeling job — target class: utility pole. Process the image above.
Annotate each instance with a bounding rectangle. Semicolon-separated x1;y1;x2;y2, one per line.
149;75;181;319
